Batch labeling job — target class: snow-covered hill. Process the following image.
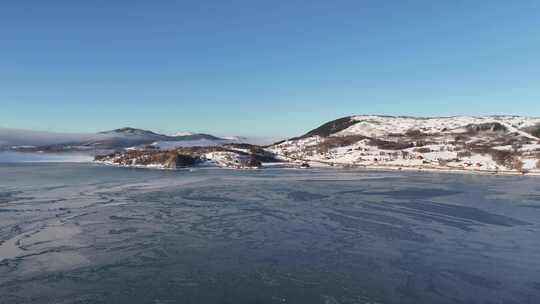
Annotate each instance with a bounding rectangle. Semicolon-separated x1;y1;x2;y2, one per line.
269;116;540;174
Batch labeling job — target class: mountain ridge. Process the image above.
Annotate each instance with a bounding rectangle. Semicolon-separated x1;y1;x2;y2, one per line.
1;127;234;151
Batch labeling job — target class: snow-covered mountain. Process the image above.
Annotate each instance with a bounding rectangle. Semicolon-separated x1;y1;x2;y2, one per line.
87;127;225;149
269;115;540;173
1;127;239;151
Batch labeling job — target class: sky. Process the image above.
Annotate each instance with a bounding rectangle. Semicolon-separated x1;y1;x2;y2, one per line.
1;0;539;137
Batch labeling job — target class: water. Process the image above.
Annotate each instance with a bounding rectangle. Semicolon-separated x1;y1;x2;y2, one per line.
1;163;540;304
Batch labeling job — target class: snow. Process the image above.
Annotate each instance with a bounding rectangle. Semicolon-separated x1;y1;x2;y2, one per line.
520;143;540;152
203;151;258;169
151;139;229;150
221;136;244;141
172;131;194;137
333;115;540;139
523;158;539;170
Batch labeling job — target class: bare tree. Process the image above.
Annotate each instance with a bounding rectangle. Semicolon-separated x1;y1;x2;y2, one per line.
401;151;409;159
457;151;472;159
512;158;524;173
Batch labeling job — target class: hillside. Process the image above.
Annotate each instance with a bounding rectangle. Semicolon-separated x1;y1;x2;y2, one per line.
268;115;540;174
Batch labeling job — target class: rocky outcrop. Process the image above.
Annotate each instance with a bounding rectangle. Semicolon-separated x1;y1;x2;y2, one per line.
95;150;197;168
94;144;276;169
164;154;199;168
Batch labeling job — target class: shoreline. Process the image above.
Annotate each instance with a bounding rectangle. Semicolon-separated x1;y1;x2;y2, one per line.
92;160;540;177
92;160;261;171
301;159;540;176
341;164;540;176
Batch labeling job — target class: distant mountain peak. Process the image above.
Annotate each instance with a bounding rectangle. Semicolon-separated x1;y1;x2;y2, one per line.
99;127;162;137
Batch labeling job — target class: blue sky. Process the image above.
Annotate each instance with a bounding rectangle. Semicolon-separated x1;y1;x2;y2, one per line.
1;1;539;137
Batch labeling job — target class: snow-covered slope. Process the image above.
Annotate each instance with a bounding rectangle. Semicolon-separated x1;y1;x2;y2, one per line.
269;115;540;174
337;116;540;139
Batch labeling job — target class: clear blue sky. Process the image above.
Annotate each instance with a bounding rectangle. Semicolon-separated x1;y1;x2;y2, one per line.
1;0;539;137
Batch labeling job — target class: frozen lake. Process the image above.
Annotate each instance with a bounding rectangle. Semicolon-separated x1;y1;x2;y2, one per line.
1;163;540;303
